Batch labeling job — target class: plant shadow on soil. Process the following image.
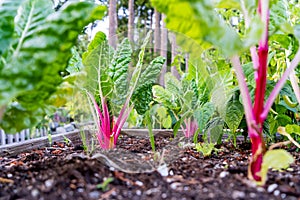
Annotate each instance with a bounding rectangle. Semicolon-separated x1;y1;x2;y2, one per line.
0;133;299;200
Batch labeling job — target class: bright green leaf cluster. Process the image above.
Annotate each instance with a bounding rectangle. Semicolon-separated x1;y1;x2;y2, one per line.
83;31;165;117
152;0;246;56
0;0;106;133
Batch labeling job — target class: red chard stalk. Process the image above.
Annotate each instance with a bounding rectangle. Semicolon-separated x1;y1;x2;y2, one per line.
233;0;297;183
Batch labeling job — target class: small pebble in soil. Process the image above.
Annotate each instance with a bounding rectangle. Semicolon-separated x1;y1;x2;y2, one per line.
249;192;256;198
267;183;278;193
45;179;54;188
219;171;229;178
169;169;174;175
135;180;144;187
231;190;245;199
161;193;167;199
61;193;67;199
109;167;115;171
157;164;169;176
136;190;142;196
170;182;180;190
77;188;84;193
281;193;287;199
31;189;39;198
7;173;13;178
208;193;215;198
256;187;265;192
89;191;100;199
181;157;187;162
273;190;280;196
145;188;160;195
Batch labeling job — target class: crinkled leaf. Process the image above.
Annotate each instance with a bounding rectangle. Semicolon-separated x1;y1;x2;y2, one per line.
132;84;153;115
132;56;165;114
0;0;22;56
152;85;180;111
110;38;132;105
137;56;165;87
67;48;84;74
0;0;106;132
205;116;224;143
293;25;300;41
127;32;152;99
244;16;264;47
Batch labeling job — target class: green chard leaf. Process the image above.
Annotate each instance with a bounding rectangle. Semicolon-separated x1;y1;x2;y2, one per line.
152;85;179;111
132;56;165;115
194;102;215;133
83;36;114;101
0;0;22;56
110;38;132;105
151;0;243;56
0;0;106;132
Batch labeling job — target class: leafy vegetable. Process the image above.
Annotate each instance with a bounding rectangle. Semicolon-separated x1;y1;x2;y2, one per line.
83;31;164;149
0;0;106;133
152;0;297;185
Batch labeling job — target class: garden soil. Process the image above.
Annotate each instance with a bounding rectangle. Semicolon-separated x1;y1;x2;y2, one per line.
0;133;299;200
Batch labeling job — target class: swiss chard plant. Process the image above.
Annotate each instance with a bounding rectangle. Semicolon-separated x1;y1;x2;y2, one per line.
82;31;165;149
152;0;298;185
153;68;215;138
0;0;105;133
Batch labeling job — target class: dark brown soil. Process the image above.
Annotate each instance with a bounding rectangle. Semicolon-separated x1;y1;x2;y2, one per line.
0;134;299;200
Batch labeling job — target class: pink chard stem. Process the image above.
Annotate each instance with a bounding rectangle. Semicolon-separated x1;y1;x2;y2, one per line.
248;0;269;182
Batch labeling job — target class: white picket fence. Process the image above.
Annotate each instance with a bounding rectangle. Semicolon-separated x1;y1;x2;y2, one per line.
0;127;48;146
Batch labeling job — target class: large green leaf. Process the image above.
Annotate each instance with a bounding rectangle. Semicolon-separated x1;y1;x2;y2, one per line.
137;56;165;87
83;36;114;101
110;38;132;105
151;0;243;56
0;0;106;132
127;31;152;98
132;56;165;114
0;0;22;56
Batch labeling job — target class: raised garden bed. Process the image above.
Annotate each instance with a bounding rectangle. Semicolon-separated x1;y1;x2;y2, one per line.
0;130;299;200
